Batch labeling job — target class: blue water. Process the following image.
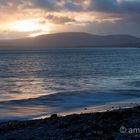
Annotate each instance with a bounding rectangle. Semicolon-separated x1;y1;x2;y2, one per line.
0;48;140;121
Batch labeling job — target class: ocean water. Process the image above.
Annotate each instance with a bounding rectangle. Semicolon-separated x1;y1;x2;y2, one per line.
0;48;140;121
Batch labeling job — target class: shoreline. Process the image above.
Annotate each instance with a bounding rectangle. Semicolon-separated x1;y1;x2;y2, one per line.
33;97;140;120
0;105;140;139
0;97;140;122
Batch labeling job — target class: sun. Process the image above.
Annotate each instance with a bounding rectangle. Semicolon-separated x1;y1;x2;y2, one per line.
12;19;41;32
9;18;52;37
11;18;51;32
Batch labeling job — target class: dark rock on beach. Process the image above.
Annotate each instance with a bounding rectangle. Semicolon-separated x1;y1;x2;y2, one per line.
0;106;140;140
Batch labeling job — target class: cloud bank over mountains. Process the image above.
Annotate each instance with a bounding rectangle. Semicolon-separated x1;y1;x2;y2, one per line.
0;0;140;39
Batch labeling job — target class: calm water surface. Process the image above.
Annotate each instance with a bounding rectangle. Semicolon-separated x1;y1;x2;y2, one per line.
0;48;140;121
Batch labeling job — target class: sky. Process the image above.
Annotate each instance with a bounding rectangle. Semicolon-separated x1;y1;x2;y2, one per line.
0;0;140;39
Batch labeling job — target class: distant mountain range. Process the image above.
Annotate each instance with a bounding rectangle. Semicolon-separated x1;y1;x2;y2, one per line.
0;32;140;48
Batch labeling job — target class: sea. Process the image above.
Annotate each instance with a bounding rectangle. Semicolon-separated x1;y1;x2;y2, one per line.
0;48;140;121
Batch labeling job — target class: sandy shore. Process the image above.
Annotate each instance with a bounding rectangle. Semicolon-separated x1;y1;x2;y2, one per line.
0;105;140;140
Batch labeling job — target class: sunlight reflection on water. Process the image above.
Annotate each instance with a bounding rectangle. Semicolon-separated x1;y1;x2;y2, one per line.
0;48;140;121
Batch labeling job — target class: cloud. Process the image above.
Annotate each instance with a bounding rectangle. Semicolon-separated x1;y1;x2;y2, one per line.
46;14;75;24
29;0;140;13
89;0;140;13
63;0;84;11
30;0;88;11
0;0;140;13
31;0;61;11
0;0;140;38
119;0;140;13
85;20;140;37
90;0;118;12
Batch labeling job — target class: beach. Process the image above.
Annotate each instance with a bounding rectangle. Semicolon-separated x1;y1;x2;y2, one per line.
0;0;140;138
0;105;140;140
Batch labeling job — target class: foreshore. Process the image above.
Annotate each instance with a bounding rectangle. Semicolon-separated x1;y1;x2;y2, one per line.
0;105;140;140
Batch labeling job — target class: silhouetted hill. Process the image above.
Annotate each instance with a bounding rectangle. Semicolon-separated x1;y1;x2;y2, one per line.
0;32;140;48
